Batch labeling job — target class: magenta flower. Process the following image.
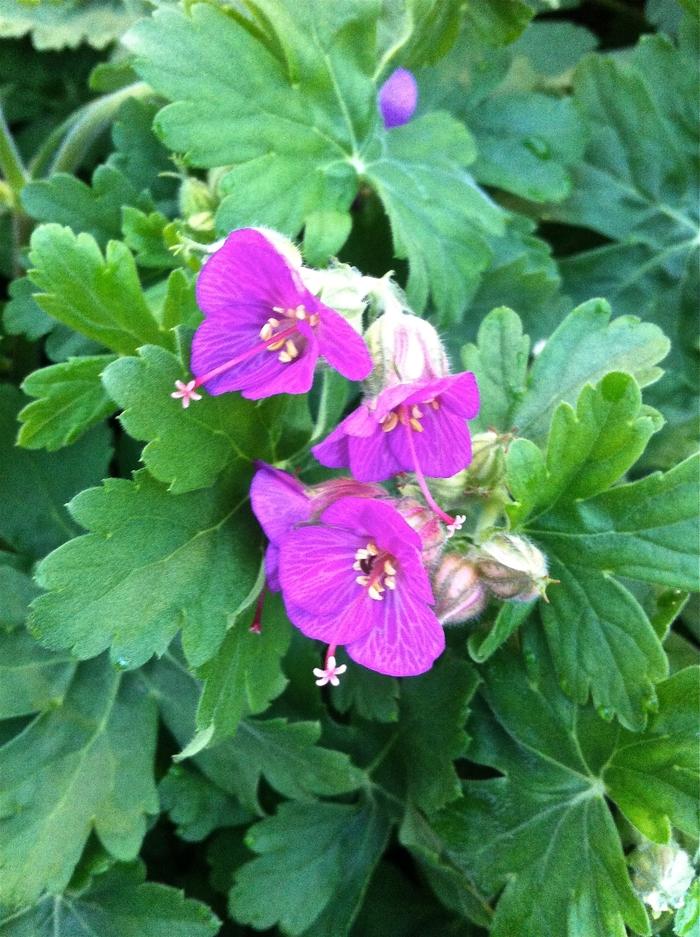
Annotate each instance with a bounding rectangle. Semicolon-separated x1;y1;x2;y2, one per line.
312;371;479;482
175;229;372;403
378;68;418;129
249;463;384;590
278;496;444;677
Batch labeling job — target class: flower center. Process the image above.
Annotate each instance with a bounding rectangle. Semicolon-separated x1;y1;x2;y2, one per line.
380;399;440;433
353;540;398;601
258;305;319;364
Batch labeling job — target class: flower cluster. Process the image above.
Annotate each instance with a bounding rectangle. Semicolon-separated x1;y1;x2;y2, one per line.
172;224;510;683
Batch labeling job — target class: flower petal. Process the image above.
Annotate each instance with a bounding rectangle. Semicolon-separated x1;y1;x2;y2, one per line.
196;228;305;321
315;304;372;381
283;593;378;644
239;343;318;399
346;590;444;676
388;407;473;477
250;464;310;543
278;525;364;616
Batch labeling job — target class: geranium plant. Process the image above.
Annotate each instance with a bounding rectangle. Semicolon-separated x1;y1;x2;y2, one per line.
0;2;697;936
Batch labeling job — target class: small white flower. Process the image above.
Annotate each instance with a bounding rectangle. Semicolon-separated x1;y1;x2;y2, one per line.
445;514;466;539
313;655;348;687
171;379;202;409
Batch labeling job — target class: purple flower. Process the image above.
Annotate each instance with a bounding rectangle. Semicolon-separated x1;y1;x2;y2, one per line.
177;229;372;403
378;68;418;129
249;463;384;590
312;371;480;482
278;497;444;677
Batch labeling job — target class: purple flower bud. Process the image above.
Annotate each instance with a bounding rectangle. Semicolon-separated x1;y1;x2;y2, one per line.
432;554;488;625
364;307;449;391
378;67;418;129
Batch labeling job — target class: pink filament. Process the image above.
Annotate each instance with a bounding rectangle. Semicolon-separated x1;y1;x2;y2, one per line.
403;422;456;527
193;325;299;389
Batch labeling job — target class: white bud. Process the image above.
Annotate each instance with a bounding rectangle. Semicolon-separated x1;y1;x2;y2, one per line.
363;304;448;394
300;261;369;334
474;533;549;601
630;841;695;918
255;227;303;269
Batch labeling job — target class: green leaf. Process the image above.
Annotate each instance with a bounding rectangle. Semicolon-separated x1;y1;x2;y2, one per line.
376;0;467;70
396;654;479;813
0;629;74;718
0;656;158;910
183;591;291;755
0;554;39;631
27;224;172;356
125;1;504;321
102;344;308;493
159;764;253;842
460;306;530;433
230;797;391;936
507;372;662;524
142;652;365;814
433;643;657;937
365;112;504;324
511;298;670;444
0;384;113;558
552;29;698;382
516;455;699;729
30;469;262;669
18;355;118;451
467;600;536;663
604;667;700;842
0;0;148;50
675;878;700;936
0;861;220;936
2;277;53;342
331;651;400;722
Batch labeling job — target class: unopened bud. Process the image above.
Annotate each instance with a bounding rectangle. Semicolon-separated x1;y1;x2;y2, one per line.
464;431;508;491
308;477;385;517
179;177;216;220
364;305;448;394
432;553;488;625
630;841;694;918
300;262;369;334
474;533;549;601
395;498;445;567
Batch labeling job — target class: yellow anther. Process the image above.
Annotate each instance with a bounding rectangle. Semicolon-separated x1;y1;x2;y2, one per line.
384;576;396;590
410;418;424;432
272;306;284;314
268;339;285;351
295;306;307;320
259;323;273;340
367;542;379;555
429;399;440;410
383;559;397;576
382;412;399;433
355;575;370;586
284;339;299;359
278;351;293;363
309;313;320;327
412;405;423;419
368;584;384;601
269;317;280;328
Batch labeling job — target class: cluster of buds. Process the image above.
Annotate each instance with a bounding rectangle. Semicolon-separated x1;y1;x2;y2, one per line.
629;840;695;918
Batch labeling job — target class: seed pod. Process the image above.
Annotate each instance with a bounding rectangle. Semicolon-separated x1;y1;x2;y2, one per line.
474;533;548;601
432;553;488;625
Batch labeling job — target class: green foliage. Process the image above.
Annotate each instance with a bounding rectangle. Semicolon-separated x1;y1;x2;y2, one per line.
30;470;262;668
0;861;220;936
18;355;117;450
0;3;697;934
435;643;698;937
230;797;391;935
0;655;158;910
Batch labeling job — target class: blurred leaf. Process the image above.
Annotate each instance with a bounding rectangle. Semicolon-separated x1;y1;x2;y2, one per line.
0;554;39;631
0;0;150;50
